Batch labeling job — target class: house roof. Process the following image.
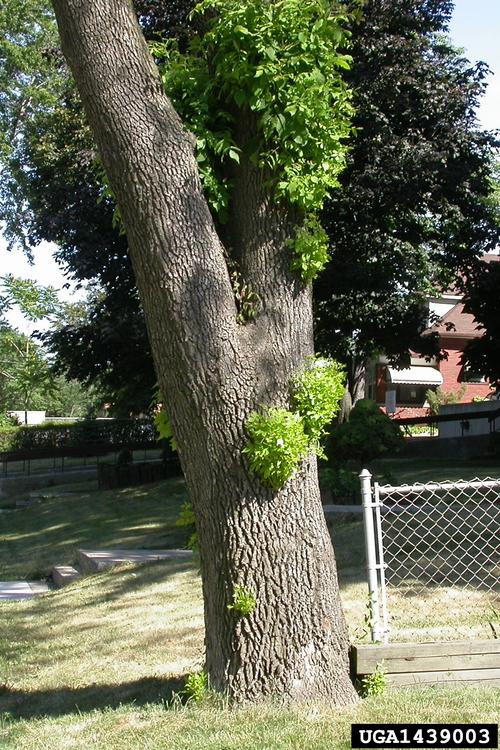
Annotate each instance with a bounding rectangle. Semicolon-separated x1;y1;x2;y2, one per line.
426;302;484;339
440;253;500;295
426;255;499;339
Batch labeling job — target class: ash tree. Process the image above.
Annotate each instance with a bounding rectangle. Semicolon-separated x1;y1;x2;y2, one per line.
49;0;359;704
314;0;500;405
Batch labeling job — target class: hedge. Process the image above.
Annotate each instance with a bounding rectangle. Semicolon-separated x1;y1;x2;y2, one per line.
0;418;164;456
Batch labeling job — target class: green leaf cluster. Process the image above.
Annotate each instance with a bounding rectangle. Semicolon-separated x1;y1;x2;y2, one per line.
153;408;177;451
227;585;257;617
0;328;57;412
230;268;260;324
359;661;387;697
289;216;330;283
1;274;60;322
291;356;345;454
243;407;309;489
150;38;236;220
244;356;345;489
152;0;354;217
182;671;208;703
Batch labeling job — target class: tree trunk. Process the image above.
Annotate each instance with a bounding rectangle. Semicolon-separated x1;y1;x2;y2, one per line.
348;358;366;407
51;0;357;705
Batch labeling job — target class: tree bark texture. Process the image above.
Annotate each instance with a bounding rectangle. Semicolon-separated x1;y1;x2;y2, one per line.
348;358;366;406
51;0;357;705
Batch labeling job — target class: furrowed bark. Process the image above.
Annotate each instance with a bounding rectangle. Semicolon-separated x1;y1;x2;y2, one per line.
51;0;358;704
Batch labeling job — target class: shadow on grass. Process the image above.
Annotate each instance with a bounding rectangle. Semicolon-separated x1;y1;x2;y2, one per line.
0;478;191;579
0;674;189;719
79;559;199;606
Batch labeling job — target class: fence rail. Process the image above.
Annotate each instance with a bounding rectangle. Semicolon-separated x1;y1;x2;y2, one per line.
361;469;500;644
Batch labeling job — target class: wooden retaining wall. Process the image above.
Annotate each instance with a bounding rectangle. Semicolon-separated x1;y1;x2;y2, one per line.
352;640;500;688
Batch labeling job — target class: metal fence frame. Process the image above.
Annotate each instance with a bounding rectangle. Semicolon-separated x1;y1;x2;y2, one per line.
360;469;500;644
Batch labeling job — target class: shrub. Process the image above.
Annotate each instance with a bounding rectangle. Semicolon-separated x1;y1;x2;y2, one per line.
425;384;466;416
0;426;19;452
326;399;403;465
0;418;177;459
0;413;19;428
182;671;208;703
319;466;360;503
116;447;133;466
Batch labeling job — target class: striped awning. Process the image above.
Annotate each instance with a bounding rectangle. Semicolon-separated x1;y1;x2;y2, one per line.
387;366;443;386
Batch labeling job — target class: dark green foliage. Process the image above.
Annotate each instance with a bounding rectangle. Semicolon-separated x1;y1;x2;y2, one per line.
463;258;500;388
116;447;133;466
315;0;500;388
326;399;403;464
319;465;359;503
0;5;158;414
0;418;170;454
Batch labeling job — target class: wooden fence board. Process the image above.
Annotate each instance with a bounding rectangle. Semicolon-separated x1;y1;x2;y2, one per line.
354;639;500;673
352;640;500;688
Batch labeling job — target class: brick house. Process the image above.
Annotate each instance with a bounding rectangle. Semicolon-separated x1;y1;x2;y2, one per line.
366;254;499;415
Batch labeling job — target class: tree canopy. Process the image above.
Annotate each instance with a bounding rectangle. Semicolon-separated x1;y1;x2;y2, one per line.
2;0;498;413
314;0;500;400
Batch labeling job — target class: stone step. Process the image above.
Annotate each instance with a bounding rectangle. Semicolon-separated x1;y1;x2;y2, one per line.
0;581;50;601
77;548;194;573
52;565;81;588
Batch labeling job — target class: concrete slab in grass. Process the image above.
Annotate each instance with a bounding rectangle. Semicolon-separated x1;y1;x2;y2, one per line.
52;565;81;588
78;548;194;573
0;581;50;600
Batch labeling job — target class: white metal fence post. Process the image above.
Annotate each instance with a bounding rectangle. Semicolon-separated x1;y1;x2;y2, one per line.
360;468;382;642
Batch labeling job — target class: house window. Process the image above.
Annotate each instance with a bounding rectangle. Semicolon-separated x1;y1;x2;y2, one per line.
395;384;432;405
460;366;486;384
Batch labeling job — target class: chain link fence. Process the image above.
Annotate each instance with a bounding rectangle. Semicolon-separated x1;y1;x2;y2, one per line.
361;471;500;643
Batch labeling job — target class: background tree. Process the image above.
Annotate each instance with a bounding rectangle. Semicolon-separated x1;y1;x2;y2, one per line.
0;326;55;420
0;0;190;413
462;258;500;388
315;0;500;406
49;0;360;704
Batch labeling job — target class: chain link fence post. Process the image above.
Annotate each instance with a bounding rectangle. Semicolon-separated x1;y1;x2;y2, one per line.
360;468;382;642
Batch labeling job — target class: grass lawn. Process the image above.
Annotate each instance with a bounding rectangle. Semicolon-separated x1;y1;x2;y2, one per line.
0;478;191;580
0;471;498;748
370;455;500;485
1;560;499;750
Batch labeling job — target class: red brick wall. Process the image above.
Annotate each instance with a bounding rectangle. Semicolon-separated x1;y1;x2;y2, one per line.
439;337;495;401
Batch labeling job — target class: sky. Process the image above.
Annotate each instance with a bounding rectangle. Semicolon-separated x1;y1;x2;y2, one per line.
1;0;499;332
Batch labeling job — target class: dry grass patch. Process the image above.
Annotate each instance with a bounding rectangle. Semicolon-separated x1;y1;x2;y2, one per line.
0;560;204;719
